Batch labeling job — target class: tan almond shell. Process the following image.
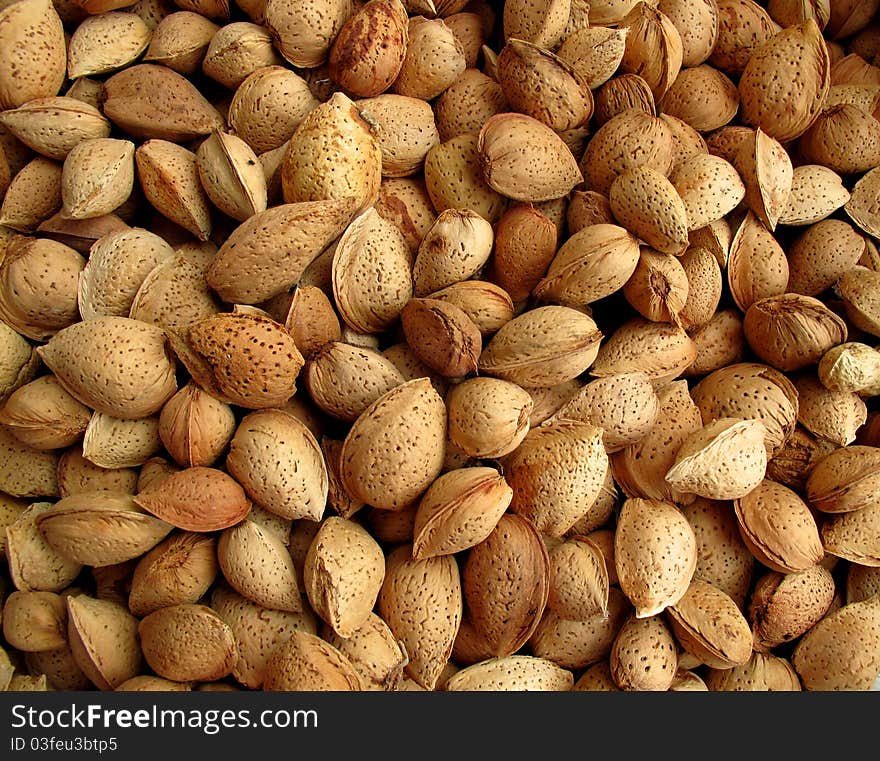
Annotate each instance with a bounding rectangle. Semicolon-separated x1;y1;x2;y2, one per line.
749;565;836;651
593;73;655;126
821;502;880;566
35;492;173;567
393;16;466;101
477;112;583;202
795;373;867;447
444;655;573;691
377;543;462;690
478;305;603;389
143;11;220;76
323;612;407;691
332;207;414;335
134;466;251;532
2;590;68;652
57;446;138;498
705;652;802;691
195;130;268;222
25;645;91;690
572;661;620;692
502;0;571;48
806;445;880;514
426;280;515;337
217;519;301;613
139;603;238;682
610;614;678;691
305;342;405;423
0;157;63;233
738;20;830;143
734;478;825;573
264;0;352;69
129;532;218;617
445;377;532;459
547;537;609;621
412;467;512;560
847;565;880;604
557;26;628;90
665;417;768;501
263;628;363;691
836;266;880;338
734;127;793;232
660;64;739;133
503;420;609;538
303;516;385;637
614;497;697;618
622;248;690;326
211;584;318;690
845;165;880;239
0;426;61;500
0;0;67;111
66;595;142;690
617;2;684;101
158;382;236;468
671;152;746;231
0;96;110;161
667;579;753;669
340;377;446;512
281;91;382;215
102;64;225;143
171;312;304;409
610;379;703;505
225;408;327;522
0;375;91;451
82;413;162;470
792;596;880;691
727;211;789;313
779;164;850;226
529;587;632;670
610;167;689;255
67;12;151;80
462;513;549;659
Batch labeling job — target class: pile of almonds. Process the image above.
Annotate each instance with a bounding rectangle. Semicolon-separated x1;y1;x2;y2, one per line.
1;0;880;693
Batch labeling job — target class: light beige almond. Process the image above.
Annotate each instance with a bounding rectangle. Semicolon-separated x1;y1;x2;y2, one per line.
670;152;746;231
0;375;91;451
139;603;237;683
779;164;849;226
446;377;532;459
610;614;678;691
502;0;571;48
394;16;466;101
548;537;609;621
196;130;267;222
67;12;151;80
263;629;362;691
609;167;689;255
82;413;162;470
434;68;509;143
67;595;141;690
158;382;235;468
2;591;68;652
358;94;440;178
0;97;110;161
444;655;573;691
57;446;138;498
202;22;282;91
557;26;628;90
614;497;697;617
143;11;220;75
264;0;352;68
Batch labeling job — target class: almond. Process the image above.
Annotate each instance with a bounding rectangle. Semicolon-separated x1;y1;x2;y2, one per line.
551;371;659;453
594;72;657;126
622;248;690;326
378;543;461;690
400;297;482;378
171;312;304;409
479;305;603;388
618;3;683;100
502;0;570;48
818;343;880;396
211;584;318;689
739;20;830;142
412;466;512;560
129;531;218;616
434;68;509;143
67;595;141;690
136;139;212;242
806;445;880;515
743;293;848;372
67;11;151;81
658;0;719;67
749;565;835;651
102;64;225;142
139;603;237;682
394;16;466;101
734;478;824;572
799;103;880;175
37;316;177;419
446;377;532;459
0;158;62;232
263;629;363;691
557;26;628;90
81;413;161;470
0;97;111;162
57;446;138;498
529;587;632;671
143;11;220;76
462;513;549;658
304;516;385;637
216;519;299;613
497;39;593;133
610;614;678;691
225;408;327;522
329;0;408;98
426;280;515;337
196;130;267;223
2;590;68;653
477;112;583;202
0;321;40;403
134;466;250;532
836;266;880;338
615;497;697;617
795;373;867;447
665;417;768;500
685;308;747;377
0;375;91;451
727;212;789;313
340;378;446;511
666;579;753;669
661;64;740;133
821;502;880;566
681;497;754;608
282;91;381;215
609;167;689;255
847;565;880;604
705;652;801;691
581;109;674;196
779;164;850;226
332;207;414;334
264;0;352;69
202;22;282;91
358;94;440;178
0;0;66;110
0;237;85;342
670;152;746;231
548;537;609;620
444;655;573;691
424;133;508;223
157;382;235;468
792;596;880;690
